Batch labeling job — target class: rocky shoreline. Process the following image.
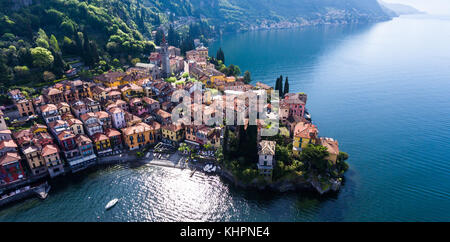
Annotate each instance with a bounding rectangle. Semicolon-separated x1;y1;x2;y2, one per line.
219;168;341;195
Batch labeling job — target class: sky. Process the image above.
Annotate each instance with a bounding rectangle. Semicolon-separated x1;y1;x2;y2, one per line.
383;0;450;15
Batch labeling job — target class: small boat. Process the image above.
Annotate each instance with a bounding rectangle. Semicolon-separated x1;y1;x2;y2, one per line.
105;198;119;210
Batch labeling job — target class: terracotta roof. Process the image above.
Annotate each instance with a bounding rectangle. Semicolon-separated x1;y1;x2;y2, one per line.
105;128;121;137
109;107;123;114
92;133;109;143
148;121;161;130
284;93;307;105
162;123;183;132
67;118;83;126
115;99;127;105
130;98;142;104
49;119;68;129
57;130;75;141
41;104;58;113
95;111;110;119
95;71;126;83
320;138;339;156
293;121;318;139
76;134;92;144
0;140;17;150
92;86;106;94
80;112;97;122
0;152;21;165
108;90;121;96
13;129;32;139
41;144;59;157
155;109;171;119
121;122;152;136
259;140;276;156
142;97;158;105
57;102;70;108
0;129;12;135
47;88;62;96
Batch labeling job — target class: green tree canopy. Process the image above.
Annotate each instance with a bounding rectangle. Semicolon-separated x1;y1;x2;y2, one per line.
30;47;54;68
243;71;251;84
300;144;331;175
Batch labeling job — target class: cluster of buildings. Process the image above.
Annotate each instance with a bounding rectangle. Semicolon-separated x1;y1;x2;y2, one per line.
0;42;340;187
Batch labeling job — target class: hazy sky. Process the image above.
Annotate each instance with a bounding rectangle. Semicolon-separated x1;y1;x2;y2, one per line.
383;0;450;15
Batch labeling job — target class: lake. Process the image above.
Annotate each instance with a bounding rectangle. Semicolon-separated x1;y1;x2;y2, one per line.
1;14;449;222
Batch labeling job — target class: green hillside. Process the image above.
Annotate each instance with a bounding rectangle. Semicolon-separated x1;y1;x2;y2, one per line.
0;0;390;89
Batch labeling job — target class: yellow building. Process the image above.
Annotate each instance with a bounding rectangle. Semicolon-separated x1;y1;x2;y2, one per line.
94;72;127;88
30;123;47;135
121;122;158;150
121;83;144;101
292;121;319;155
162;123;184;146
92;133;112;154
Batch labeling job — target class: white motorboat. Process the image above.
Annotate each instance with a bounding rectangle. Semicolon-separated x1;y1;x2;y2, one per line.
105;198;119;210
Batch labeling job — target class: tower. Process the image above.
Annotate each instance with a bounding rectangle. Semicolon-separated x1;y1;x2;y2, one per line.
161;35;171;78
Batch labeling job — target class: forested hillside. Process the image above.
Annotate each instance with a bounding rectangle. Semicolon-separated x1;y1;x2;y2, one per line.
0;0;390;89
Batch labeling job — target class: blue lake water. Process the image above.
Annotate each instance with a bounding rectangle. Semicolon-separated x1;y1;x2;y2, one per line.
1;15;449;221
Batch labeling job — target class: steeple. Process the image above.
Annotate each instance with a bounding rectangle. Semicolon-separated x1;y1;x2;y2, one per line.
161;34;171;78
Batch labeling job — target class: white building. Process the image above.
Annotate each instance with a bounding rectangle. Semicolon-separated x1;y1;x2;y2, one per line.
257;140;276;180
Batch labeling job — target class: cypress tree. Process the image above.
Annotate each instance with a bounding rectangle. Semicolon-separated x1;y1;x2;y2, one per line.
284;76;290;97
83;32;93;66
278;75;284;97
216;48;225;64
275;76;280;93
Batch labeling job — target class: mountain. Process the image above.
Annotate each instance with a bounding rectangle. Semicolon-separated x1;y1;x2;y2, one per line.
378;1;424;15
0;0;391;88
144;0;392;31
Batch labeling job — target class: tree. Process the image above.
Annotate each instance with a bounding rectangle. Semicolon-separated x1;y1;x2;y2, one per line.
275;76;280;92
278;75;283;97
83;32;93;66
216;47;225;64
243;71;251;84
30;47;54;68
52;51;66;76
167;25;179;46
154;29;164;46
0;56;14;85
283;76;289;96
13;65;30;78
131;58;141;66
43;71;56;82
275;75;284;97
49;34;60;52
300;144;330;175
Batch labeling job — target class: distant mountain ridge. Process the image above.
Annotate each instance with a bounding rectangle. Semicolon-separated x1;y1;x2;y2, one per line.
378;1;424;16
145;0;392;31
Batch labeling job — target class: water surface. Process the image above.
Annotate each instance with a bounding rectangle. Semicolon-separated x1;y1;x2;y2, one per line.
1;15;449;221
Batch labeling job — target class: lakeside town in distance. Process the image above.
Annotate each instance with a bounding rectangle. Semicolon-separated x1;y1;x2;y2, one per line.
0;37;349;208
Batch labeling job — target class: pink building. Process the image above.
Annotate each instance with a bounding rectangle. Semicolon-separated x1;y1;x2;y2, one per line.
283;93;307;118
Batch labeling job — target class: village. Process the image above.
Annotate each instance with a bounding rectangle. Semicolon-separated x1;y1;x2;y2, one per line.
0;38;345;206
